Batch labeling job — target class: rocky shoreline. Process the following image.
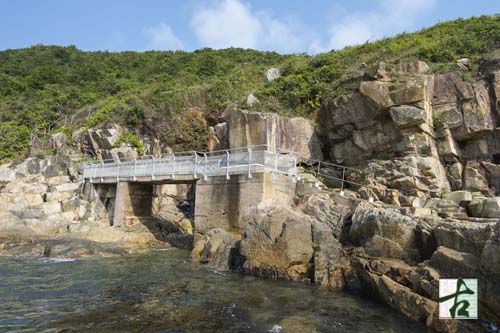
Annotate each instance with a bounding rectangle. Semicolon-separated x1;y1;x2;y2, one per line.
2;54;500;332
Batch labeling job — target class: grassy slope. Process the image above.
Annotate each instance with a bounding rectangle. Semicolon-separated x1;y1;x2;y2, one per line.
0;15;499;160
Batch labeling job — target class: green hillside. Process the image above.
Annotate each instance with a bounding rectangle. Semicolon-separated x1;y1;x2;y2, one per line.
0;15;499;161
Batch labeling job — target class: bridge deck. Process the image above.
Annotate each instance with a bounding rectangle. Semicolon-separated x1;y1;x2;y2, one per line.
83;146;298;183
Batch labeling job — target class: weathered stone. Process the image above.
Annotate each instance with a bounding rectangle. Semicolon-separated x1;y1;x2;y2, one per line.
207;126;219;152
228;109;322;160
301;192;349;239
433;104;463;129
353;259;437;325
46;175;71;186
239;206;315;281
429;246;479;277
389;105;427;127
456;58;470;71
265;67;281;83
483;161;500;193
359;81;394;110
54;182;80;193
45;190;76;202
446;162;463;191
479;222;500;323
246;93;259;106
443;191;472;205
84;124;124;157
435;126;461;161
0;168;21;182
395;61;430;74
213;122;228;150
424;198;467;218
278;315;321;333
455;80;495;139
482;197;500;218
479;50;500;76
463;161;490;193
433;220;495;256
492;71;500;119
49;132;67;149
349;203;420;261
192;228;240;267
311;219;349;289
318;92;378;130
21;202;62;219
389;80;426;105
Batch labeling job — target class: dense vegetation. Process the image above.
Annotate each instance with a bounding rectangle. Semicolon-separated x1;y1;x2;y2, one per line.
0;15;499;161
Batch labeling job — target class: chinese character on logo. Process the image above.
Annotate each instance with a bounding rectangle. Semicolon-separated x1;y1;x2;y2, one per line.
439;278;478;319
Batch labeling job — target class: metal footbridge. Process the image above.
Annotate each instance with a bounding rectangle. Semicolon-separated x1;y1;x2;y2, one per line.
83;145;365;188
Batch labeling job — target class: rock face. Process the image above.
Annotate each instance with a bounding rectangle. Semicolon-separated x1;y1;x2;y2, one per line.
349;203;421;261
239;205;315;281
213;108;322;160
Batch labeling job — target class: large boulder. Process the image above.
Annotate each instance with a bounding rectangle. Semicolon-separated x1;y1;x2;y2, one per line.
265;68;281;83
349;203;421;261
192;228;241;268
239;206;315;281
429;246;479;278
432;220;495;257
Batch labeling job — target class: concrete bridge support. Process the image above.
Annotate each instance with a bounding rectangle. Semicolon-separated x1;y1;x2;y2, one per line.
113;182;153;227
194;172;296;240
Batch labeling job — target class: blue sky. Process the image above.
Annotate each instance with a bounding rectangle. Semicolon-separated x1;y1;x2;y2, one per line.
0;0;498;54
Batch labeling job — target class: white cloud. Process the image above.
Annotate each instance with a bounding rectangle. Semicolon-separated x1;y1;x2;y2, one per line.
320;0;436;52
190;0;304;53
144;22;183;50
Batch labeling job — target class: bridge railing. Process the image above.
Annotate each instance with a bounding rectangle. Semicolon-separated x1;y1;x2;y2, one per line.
83;145;298;182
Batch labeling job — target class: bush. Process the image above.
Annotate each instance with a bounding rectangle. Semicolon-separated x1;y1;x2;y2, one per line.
113;131;145;155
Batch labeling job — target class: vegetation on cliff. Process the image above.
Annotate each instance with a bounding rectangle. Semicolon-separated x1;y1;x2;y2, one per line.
0;15;499;161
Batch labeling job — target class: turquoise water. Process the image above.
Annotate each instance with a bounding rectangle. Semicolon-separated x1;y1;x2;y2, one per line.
0;249;426;332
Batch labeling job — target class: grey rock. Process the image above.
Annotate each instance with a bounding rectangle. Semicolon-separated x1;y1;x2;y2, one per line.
246;93;259;107
265;68;281;83
389;105;427;127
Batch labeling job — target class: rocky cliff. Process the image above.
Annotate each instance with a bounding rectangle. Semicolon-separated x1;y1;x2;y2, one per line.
193;53;500;332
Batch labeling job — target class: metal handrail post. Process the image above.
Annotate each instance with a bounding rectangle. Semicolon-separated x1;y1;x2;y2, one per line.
341;167;346;190
133;158;137;181
247;147;252;179
151;157;155;180
193;152;198;179
273;149;278;180
225;150;230;180
100;161;104;182
171;153;176;179
203;152;208;181
116;160;120;182
292;156;297;183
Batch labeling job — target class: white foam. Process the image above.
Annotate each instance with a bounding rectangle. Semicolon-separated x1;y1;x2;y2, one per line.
269;324;282;333
39;257;78;263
